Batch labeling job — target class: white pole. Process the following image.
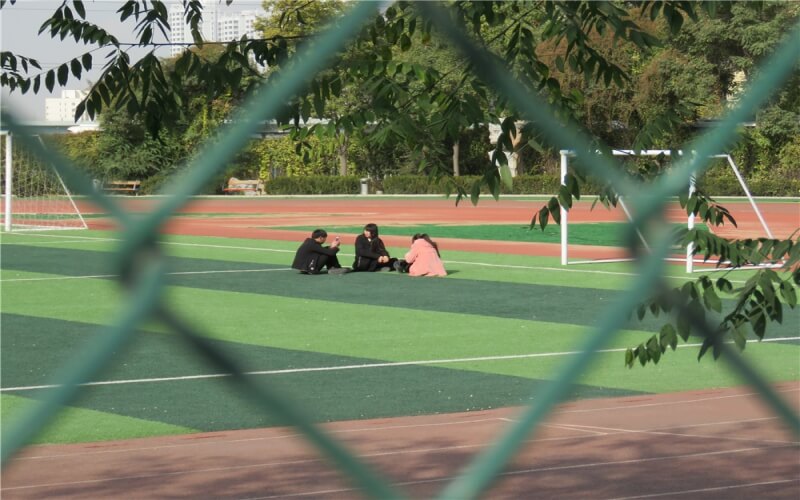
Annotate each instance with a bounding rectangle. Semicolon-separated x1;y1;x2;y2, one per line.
617;196;651;253
725;154;774;239
4;133;12;232
560;150;568;265
687;174;696;273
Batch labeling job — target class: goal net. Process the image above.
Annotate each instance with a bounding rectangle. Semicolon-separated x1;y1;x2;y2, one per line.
1;132;88;232
558;149;777;273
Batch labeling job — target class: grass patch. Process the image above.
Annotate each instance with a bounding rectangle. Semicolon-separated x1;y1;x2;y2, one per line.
274;223;706;246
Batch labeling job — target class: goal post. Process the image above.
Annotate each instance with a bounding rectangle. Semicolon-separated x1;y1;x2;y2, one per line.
558;149;777;273
1;132;88;232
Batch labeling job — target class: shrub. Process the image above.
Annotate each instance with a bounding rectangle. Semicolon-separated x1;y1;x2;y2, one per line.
265;175;361;194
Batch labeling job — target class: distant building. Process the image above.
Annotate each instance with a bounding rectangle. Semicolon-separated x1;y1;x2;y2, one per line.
44;90;95;123
169;1;262;57
218;10;261;42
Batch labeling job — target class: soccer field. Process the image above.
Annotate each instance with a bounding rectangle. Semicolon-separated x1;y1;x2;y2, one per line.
2;228;798;444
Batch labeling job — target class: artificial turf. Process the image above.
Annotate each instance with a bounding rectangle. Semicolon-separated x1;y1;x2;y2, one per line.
2;231;797;445
274;222;707;246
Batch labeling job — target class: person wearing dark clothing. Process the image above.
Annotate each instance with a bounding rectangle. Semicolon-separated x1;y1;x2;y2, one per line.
292;229;349;275
352;223;397;272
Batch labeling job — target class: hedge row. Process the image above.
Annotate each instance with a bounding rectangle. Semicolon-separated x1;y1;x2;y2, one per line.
263;174;800;196
265;176;362;194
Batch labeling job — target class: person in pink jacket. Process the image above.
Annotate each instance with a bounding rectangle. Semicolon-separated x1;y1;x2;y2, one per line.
393;233;447;277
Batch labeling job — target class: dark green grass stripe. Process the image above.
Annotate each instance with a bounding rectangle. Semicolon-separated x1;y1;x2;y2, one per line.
4;245;799;337
2;315;643;431
275;223;706;246
1;242;288;278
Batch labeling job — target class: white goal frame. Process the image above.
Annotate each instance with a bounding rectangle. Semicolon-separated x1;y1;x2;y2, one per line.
2;132;88;232
559;149;776;273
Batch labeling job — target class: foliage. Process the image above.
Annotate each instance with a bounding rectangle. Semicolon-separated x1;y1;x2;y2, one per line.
45;132;103;179
264;175;360;195
626;242;800;367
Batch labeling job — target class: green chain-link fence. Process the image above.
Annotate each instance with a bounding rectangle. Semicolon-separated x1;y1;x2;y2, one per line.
2;3;799;498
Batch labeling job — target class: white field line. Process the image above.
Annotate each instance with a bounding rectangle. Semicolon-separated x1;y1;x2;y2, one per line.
0;232;762;284
3;337;798;393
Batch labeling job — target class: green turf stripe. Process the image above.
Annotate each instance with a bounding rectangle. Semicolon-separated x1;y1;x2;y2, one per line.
1;394;196;444
3;244;798;338
2;315;645;440
274;223;707;246
0;231;752;290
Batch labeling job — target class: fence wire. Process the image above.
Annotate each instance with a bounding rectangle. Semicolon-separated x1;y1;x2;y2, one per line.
2;3;799;499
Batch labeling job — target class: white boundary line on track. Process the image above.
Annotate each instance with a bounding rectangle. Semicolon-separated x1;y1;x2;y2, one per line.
5;423;797;492
13;407;797;462
608;479;800;499
243;444;800;499
547;420;799;445
554;386;800;415
0;232;763;283
3;338;798;393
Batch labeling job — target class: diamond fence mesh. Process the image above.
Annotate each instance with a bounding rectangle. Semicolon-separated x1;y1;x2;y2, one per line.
2;3;799;498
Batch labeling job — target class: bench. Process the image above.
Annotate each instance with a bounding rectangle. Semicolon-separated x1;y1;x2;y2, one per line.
103;180;141;195
223;177;264;195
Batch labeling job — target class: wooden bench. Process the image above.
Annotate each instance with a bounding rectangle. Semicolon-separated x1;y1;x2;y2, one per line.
223;177;264;195
103;180;141;195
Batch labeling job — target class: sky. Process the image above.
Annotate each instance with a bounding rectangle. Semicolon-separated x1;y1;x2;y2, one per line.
1;0;266;122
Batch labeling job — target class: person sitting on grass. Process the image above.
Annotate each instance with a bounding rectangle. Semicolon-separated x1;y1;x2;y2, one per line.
393;233;447;277
292;229;350;275
353;223;397;272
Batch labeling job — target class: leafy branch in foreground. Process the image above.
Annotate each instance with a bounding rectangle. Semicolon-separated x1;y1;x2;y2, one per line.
626;251;799;367
526;165;799;368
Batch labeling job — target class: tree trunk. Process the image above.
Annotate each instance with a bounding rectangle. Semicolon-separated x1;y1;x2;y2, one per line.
452;140;460;177
338;131;349;176
510;125;525;176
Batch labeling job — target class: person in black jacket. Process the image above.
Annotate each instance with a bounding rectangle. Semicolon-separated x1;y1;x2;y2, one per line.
353;223;397;272
292;229;350;275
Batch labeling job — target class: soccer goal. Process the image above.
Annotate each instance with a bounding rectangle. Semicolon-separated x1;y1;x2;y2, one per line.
558;149;776;273
1;132;88;232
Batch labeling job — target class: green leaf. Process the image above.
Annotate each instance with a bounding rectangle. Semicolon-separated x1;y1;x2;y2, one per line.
703;286;722;312
399;33;411;52
698;338;712;360
538;206;549;230
716;277;733;294
470;180;482;206
81;52;92;70
73;0;86;19
499;164;513;190
637;344;647;366
663;324;678;351
731;326;747;351
557;185;572;209
313;94;324;117
677;314;690;341
624;348;634;367
752;312;766;339
70;58;82;78
779;281;797;307
57;63;68;85
45;70;55;92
